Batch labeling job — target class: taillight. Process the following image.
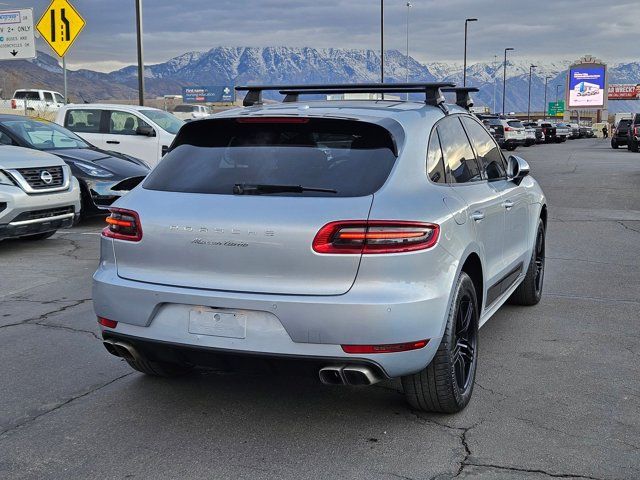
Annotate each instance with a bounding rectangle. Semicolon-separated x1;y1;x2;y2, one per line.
504;126;513;131
97;317;118;328
313;221;439;254
342;339;429;354
635;126;639;136
10;99;16;109
102;208;142;242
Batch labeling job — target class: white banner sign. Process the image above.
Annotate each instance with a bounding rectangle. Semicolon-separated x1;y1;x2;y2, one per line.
0;9;36;61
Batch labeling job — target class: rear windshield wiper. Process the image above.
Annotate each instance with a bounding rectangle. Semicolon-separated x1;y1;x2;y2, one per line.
233;183;337;195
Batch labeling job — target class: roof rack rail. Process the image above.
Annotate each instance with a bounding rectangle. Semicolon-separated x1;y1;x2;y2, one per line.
235;83;456;109
441;87;479;110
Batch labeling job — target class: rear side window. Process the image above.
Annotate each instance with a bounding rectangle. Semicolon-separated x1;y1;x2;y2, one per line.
143;118;398;197
436;116;481;184
174;105;195;112
426;130;445;184
65;109;102;133
461;117;506;181
14;91;40;100
43;92;54;102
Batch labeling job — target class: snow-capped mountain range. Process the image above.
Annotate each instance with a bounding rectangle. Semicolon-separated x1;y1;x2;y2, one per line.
4;47;639;112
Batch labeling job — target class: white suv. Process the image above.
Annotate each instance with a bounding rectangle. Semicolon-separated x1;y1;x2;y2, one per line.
55;104;185;167
485;118;526;151
0;146;81;241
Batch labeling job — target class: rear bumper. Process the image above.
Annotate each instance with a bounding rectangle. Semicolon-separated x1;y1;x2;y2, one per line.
93;244;454;378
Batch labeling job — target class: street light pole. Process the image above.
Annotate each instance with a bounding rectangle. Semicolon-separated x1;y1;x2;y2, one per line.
543;76;550;120
405;2;412;99
502;47;514;115
527;64;536;121
493;54;498;113
463;18;477;87
380;0;384;84
135;0;145;106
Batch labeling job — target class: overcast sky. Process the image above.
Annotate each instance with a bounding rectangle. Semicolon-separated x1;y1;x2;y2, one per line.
5;0;639;71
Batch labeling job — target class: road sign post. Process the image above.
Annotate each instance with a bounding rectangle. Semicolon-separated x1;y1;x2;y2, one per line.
36;0;86;103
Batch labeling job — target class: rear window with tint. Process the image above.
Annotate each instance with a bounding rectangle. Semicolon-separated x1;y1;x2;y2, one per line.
143;118;398;197
173;105;195;112
14;91;40;100
507;121;524;128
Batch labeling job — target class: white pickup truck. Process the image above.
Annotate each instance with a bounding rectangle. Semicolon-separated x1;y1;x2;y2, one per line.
171;104;211;121
10;89;65;114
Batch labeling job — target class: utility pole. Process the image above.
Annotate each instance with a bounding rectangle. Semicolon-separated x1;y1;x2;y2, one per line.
502;47;514;115
380;0;384;84
135;0;145;106
543;76;550;120
493;54;498;113
463;18;477;87
527;64;536;121
405;2;412;99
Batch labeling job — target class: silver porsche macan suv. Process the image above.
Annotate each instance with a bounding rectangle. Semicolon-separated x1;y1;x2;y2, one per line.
93;84;546;413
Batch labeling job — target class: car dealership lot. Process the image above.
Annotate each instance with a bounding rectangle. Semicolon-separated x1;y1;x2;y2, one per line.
0;140;638;479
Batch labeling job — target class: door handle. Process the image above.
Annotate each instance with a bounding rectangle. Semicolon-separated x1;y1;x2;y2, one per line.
470;211;485;222
503;200;515;210
106;140;120;145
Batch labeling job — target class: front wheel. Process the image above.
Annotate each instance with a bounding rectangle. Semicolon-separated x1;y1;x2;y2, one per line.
611;139;618;149
510;219;545;306
402;272;478;413
630;141;639;153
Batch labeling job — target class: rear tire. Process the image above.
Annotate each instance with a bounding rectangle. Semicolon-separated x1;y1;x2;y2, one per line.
21;230;56;241
401;272;478;413
611;139;618;149
630;141;639;153
509;219;545;306
125;358;193;377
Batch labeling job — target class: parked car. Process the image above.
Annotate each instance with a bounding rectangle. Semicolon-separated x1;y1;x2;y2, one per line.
554;123;570;142
55;104;185;167
0;115;149;216
94;84;547;414
10;89;65;114
537;122;557;143
172;104;211;121
0;145;81;241
566;123;580;139
484;118;526;150
579;125;593;138
522;124;537;146
627;114;640;152
611;119;632;149
522;121;543;144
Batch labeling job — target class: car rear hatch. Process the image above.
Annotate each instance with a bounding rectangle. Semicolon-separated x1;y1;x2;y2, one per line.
506;120;526;140
110;116;400;296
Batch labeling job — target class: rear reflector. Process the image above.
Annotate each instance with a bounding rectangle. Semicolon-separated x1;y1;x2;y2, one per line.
342;340;429;354
97;317;118;329
102;208;142;242
313;221;439;254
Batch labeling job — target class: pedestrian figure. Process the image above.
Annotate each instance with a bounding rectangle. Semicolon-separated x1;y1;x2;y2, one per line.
602;125;608;138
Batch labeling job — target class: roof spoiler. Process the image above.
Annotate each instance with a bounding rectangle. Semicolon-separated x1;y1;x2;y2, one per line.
235;83;456;110
441;87;479;110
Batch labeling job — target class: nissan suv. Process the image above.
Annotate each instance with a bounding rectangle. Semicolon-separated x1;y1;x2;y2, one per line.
1;145;81;240
93;83;547;413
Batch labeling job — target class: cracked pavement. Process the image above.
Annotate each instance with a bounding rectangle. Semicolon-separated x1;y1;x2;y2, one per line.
0;140;638;479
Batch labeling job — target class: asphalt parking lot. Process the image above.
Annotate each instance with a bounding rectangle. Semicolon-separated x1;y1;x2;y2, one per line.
0;138;639;480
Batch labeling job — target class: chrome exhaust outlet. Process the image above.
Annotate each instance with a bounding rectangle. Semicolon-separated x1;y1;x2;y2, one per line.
102;339;141;362
342;366;382;386
318;365;346;385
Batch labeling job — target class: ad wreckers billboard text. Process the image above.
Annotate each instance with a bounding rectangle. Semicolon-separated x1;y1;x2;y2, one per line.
608;84;640;100
182;86;235;103
568;66;605;108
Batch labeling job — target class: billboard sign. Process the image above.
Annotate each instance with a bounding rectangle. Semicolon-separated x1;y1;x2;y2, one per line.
608;84;640;100
182;86;235;103
568;65;606;108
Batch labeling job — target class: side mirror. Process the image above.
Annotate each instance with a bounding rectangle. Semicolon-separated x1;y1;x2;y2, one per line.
507;155;530;185
136;125;156;137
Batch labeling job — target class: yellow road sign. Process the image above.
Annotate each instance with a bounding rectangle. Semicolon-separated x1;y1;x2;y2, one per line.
36;0;85;57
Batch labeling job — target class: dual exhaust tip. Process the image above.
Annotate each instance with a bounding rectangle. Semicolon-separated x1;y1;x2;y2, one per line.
104;340;381;386
318;365;382;386
103;339;140;362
